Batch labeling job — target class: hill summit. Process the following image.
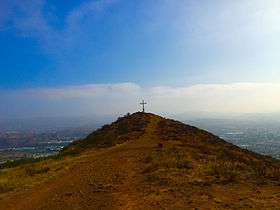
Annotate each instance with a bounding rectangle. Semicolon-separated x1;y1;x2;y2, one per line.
1;112;280;210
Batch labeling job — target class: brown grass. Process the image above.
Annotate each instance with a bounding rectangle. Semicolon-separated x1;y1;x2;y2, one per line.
0;182;15;194
207;161;240;184
25;166;50;176
1;112;280;210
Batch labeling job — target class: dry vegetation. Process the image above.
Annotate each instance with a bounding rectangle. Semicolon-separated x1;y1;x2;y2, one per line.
1;112;280;209
0;155;74;200
156;118;280;184
60;112;150;156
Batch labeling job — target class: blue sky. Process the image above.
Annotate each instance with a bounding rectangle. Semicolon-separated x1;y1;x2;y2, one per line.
1;0;280;117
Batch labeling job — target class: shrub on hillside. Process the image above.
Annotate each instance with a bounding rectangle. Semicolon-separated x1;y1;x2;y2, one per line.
61;113;151;156
25;166;50;176
251;161;280;181
208;161;239;184
0;182;15;194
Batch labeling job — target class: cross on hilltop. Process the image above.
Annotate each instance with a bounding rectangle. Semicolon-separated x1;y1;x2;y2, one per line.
140;100;147;113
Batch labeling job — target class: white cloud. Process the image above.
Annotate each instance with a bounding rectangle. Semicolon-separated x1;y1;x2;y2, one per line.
148;83;280;114
1;82;280;118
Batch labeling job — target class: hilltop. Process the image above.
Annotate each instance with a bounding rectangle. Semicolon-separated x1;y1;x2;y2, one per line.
1;112;280;209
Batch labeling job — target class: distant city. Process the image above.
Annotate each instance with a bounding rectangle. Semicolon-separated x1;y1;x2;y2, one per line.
0;128;95;163
187;117;280;159
0;116;110;163
2;114;280;163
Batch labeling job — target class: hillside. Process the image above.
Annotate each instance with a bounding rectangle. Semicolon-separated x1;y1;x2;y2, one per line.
1;112;280;209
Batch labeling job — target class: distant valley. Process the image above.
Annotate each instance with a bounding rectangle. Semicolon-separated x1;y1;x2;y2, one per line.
2;114;280;163
0;128;94;163
187;118;280;159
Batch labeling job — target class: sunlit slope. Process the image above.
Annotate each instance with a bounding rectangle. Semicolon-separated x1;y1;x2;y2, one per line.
1;112;280;210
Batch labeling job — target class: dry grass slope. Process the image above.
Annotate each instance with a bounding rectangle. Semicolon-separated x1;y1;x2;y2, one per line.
1;112;280;210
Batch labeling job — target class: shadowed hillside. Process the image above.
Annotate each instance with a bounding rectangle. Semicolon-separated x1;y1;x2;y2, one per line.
1;112;280;210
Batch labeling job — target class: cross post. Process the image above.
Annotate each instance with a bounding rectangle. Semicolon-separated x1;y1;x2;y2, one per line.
140;100;147;113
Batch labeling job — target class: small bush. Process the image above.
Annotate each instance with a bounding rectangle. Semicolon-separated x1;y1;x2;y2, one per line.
143;156;153;164
25;166;50;176
218;150;246;163
208;161;238;184
0;182;15;193
117;121;129;135
252;162;280;181
176;160;192;169
142;163;160;174
267;167;280;180
252;163;266;178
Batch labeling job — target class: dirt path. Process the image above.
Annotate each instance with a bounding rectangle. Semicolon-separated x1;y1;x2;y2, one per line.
113;116;161;210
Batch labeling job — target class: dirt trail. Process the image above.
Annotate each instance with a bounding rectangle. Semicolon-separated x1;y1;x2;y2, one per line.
113;116;161;210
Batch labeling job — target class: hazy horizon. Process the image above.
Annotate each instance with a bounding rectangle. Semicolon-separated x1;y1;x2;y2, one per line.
1;82;280;118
